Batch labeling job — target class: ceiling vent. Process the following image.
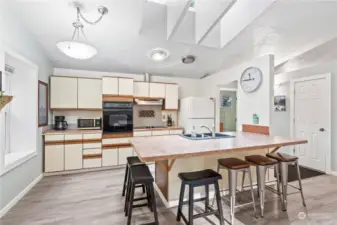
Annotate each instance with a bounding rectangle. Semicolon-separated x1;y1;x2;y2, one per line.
182;55;196;64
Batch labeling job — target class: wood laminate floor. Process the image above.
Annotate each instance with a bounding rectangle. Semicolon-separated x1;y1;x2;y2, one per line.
1;168;337;225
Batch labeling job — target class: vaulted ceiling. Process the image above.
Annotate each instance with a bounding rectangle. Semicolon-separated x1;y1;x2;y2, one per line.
8;0;337;78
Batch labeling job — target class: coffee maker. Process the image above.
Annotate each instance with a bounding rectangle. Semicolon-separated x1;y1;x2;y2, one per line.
54;116;68;130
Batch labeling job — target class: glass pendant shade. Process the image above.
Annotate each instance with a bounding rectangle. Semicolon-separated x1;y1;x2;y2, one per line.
57;41;97;60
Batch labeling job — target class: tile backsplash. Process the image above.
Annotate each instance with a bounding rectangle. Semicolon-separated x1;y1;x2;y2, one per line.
133;105;165;127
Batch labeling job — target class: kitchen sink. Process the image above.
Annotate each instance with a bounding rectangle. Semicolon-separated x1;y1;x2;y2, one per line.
181;133;235;140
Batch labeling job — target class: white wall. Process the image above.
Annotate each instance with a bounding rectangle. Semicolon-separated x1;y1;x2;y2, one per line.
201;55;274;132
53;68;202;99
0;0;53;212
274;59;337;171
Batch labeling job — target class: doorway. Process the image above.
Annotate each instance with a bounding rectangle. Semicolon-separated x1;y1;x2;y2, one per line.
290;73;331;173
219;89;237;132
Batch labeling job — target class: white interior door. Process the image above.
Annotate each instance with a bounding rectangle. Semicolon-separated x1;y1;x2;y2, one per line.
292;74;330;172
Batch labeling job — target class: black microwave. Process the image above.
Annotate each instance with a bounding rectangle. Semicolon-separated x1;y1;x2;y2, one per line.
77;118;102;129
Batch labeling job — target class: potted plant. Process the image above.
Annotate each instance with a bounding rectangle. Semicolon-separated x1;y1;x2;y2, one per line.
0;91;13;111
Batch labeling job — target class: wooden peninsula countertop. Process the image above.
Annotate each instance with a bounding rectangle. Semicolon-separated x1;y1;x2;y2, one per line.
131;132;307;162
43;129;102;135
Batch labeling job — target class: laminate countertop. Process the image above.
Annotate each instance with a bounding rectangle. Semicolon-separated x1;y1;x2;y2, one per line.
43;129;102;135
131;132;307;162
133;127;183;132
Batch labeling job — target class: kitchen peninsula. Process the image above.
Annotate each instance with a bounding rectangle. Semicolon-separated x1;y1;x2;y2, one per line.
131;131;307;207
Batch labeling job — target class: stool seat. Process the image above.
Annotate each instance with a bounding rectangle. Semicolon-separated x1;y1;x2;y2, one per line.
127;156;142;166
178;169;222;184
130;164;154;184
218;157;250;169
266;152;298;162
245;155;277;166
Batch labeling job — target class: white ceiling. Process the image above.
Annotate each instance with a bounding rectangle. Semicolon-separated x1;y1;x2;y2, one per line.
9;0;337;78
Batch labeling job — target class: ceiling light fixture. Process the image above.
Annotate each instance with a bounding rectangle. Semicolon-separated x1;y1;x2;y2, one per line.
56;3;108;60
148;48;170;62
182;55;196;64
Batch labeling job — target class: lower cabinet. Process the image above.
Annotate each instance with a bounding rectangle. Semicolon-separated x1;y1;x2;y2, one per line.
64;144;83;170
83;157;102;168
118;146;133;165
45;145;64;172
102;149;118;166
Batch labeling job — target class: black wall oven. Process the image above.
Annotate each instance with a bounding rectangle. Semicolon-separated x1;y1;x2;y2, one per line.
103;101;133;133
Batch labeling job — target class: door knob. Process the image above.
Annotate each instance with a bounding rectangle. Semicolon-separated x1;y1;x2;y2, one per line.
319;128;325;132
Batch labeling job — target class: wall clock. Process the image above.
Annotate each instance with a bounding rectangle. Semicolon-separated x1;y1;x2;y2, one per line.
240;67;263;93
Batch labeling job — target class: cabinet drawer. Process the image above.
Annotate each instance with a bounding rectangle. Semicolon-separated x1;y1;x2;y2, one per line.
102;138;119;145
133;131;152;137
65;134;83;141
83;158;102;168
169;129;183;135
152;130;170;136
83;148;102;155
118;138;130;144
45;135;64;142
83;133;102;140
102;149;118;166
83;142;101;149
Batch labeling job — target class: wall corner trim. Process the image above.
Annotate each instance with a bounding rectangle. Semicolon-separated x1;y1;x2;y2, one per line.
0;174;43;218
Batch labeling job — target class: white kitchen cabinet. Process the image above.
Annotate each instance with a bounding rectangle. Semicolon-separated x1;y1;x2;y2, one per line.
50;76;78;109
118;78;134;96
165;84;179;110
83;158;102;168
149;83;165;98
78;78;102;109
102;77;118;95
152;130;170;136
102;149;118;166
118;147;133;165
170;129;184;135
134;82;149;97
133;131;152;137
64;144;82;170
45;145;64;172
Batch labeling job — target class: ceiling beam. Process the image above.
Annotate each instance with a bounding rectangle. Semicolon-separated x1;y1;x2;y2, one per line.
167;0;193;40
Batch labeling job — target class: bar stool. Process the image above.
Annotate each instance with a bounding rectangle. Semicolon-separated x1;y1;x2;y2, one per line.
244;155;280;217
176;169;225;225
216;157;257;225
125;164;158;225
266;152;306;210
122;156;145;197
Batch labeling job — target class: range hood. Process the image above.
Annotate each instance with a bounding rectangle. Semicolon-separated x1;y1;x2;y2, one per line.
134;99;163;106
134;73;163;106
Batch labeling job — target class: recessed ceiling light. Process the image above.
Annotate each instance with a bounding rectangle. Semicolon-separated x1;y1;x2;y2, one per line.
182;55;196;64
148;48;170;62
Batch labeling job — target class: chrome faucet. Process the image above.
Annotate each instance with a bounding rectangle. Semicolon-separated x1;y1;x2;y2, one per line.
200;125;215;137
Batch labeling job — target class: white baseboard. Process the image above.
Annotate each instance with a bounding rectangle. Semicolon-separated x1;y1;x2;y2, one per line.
330;171;337;176
0;174;43;218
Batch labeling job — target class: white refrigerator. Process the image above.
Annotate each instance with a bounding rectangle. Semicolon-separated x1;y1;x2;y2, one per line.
179;97;215;134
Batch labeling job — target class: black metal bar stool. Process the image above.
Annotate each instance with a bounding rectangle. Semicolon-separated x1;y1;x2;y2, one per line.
176;169;224;225
125;164;158;225
266;152;306;210
244;155;280;217
214;157;257;225
122;156;145;197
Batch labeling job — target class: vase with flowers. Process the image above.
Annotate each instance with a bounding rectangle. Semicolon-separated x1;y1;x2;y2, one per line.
0;91;13;111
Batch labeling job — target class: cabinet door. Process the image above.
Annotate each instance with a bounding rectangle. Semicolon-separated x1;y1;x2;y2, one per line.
102;149;118;166
134;82;149;98
64;144;82;170
50;76;78;109
149;83;165;98
78;78;102;109
118;147;133;165
165;84;179;110
102;77;118;95
118;78;134;96
45;145;64;172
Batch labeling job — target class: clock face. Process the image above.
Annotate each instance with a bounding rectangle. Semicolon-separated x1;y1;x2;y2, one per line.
240;67;263;93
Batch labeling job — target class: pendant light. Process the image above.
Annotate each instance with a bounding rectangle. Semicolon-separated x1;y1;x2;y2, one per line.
57;4;108;60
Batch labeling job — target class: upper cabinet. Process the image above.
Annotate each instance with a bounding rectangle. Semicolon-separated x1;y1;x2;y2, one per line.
164;84;179;110
50;76;78;109
134;82;149;98
102;77;134;96
78;78;102;109
119;78;134;96
149;83;165;98
102;77;118;95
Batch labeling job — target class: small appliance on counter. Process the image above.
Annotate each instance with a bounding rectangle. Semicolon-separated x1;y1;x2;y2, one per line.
54;116;68;130
77;118;102;129
167;114;173;127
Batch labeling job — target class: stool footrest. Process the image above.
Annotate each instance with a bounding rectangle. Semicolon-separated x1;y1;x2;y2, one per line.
132;203;149;209
133;197;148;202
193;210;220;219
180;197;207;206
